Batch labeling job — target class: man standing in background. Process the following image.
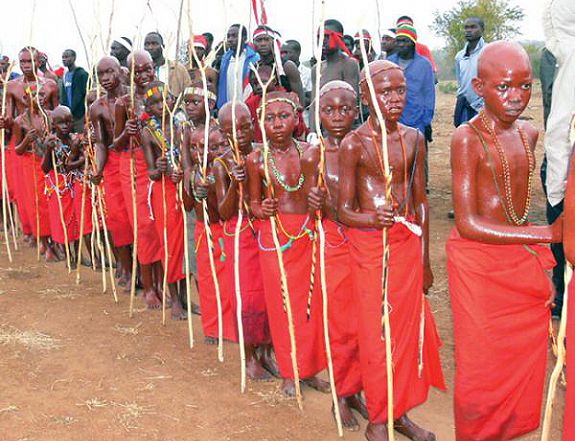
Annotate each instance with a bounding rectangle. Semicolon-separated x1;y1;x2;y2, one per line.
453;17;486;127
60;49;88;132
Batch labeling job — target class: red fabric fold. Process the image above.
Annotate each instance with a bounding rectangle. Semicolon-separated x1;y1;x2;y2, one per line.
103;149;133;247
195;221;238;342
222;216;270;345
446;227;554;441
73;178;93;236
15;150;33;235
566;277;575;440
46;171;77;244
119;149;161;265
150;179;185;284
323;219;362;397
348;223;446;424
258;214;326;379
22;153;50;237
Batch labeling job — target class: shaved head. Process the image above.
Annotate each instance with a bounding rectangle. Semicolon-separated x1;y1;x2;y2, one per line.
218;102;251;124
360;59;402;85
477;41;531;80
97;55;120;70
52;105;72;120
127;50;153;68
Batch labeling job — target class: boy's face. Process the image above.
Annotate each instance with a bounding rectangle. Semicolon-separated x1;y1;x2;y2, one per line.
53;113;73;137
319;90;357;138
183;93;206;122
220;110;254;148
361;68;406;123
263;101;297;146
475;62;532;124
145;93;164;118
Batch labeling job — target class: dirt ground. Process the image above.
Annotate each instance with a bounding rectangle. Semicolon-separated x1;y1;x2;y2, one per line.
0;86;567;441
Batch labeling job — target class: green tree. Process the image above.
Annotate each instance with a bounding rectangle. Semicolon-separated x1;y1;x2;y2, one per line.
431;0;525;58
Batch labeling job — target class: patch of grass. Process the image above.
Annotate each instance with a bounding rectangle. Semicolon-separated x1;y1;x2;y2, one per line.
438;81;458;95
0;327;60;351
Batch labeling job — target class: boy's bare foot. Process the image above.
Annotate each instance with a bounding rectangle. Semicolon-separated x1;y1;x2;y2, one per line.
394;414;436;441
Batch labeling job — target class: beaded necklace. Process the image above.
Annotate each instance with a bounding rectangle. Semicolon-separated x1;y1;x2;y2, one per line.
367;118;409;217
478;111;534;226
268;139;305;193
145;115;180;167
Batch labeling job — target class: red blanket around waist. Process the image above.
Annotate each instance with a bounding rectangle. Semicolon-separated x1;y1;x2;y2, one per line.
22;153;51;237
103;149;133;247
119;149;161;265
222;216;269;345
258;213;326;379
348;223;445;423
150;179;185;284
46;170;77;244
195;221;237;341
446;227;554;441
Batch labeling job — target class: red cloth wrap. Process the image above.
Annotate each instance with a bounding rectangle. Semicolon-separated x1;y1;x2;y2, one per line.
119;149;161;265
565;277;575;440
4;136;17;201
258;214;326;379
222;216;270;345
103;149;133;247
446;227;554;441
46;171;77;244
150;179;185;284
348;223;446;424
21;153;50;237
14;150;33;235
72;178;93;235
323;219;362;397
325;29;352;56
195;221;238;341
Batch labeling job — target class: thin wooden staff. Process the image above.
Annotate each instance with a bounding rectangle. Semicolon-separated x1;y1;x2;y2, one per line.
188;0;225;362
1;62;15;262
49;148;72;273
6;182;18;250
128;43;139;319
76;69;94;284
358;35;395;440
251;64;303;410
229;21;248;392
541;113;575;440
160;84;170;326
541;264;571;440
311;1;342;435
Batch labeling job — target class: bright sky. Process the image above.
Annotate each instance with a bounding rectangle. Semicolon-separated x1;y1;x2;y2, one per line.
0;0;545;71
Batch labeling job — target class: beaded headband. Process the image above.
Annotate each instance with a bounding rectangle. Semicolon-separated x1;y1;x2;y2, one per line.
256;97;299;118
145;85;164;99
183;86;216;102
319;84;357;99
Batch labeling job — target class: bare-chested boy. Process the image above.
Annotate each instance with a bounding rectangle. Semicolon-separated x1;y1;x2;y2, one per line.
41;106;81;264
213;101;277;379
447;41;560;441
114;50;163;308
182;124;236;343
12;84;56;260
140;81;188;320
337;60;445;441
246;90;329;397
0;47;59;243
90;56;132;286
310;20;359;128
303;80;368;430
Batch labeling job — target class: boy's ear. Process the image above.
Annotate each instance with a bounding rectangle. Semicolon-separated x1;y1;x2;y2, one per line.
472;77;484;98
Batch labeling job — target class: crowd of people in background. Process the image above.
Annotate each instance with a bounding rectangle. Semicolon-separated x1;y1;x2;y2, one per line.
0;2;574;439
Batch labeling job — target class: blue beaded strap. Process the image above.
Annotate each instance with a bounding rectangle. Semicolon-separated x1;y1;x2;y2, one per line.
257;215;313;252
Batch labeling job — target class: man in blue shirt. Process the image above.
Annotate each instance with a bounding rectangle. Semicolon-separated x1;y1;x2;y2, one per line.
217;24;260;109
453;17;486;127
59;49;88;132
388;26;435;137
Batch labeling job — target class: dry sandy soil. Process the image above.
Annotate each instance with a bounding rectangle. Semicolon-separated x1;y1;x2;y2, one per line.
0;86;567;441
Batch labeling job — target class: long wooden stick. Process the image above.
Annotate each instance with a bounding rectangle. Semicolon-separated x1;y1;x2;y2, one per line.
128;43;139;318
1;62;14;262
252;65;303;410
359;36;395;439
311;1;342;435
50;150;72;273
189;0;225;362
160;85;170;326
541;264;571;440
229;21;248;393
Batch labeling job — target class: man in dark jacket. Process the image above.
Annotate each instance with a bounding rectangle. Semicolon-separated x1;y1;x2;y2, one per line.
59;49;88;132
